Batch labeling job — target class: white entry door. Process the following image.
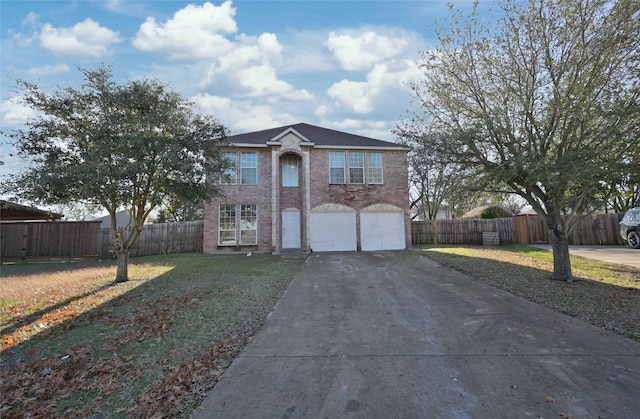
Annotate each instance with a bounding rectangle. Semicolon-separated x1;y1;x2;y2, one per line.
282;209;301;249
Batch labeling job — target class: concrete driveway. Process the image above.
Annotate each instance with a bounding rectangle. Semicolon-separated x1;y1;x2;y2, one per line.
193;251;640;419
532;245;640;269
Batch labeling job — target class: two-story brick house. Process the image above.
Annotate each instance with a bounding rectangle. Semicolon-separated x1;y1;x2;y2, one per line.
203;123;410;254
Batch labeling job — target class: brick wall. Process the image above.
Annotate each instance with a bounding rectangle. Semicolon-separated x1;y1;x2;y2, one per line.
204;146;411;253
309;149;409;212
203;148;273;253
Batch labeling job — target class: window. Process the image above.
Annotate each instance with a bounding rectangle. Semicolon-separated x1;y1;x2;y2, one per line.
348;152;364;184
367;152;383;184
240;152;257;184
329;152;345;184
329;151;384;184
218;205;236;245
221;152;237;184
218;204;258;246
220;151;256;185
240;204;257;245
282;155;299;187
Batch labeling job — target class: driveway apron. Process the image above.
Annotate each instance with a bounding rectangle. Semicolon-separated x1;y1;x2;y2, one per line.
192;251;640;419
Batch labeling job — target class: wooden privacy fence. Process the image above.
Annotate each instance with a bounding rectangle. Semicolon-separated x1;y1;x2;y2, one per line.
412;213;625;246
99;220;203;258
1;221;102;260
1;220;203;261
412;218;515;245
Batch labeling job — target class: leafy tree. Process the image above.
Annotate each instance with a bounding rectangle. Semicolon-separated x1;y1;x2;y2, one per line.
2;66;228;282
402;132;465;220
155;197;205;223
398;0;640;281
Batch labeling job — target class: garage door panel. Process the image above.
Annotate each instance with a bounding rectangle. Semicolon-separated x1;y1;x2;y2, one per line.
310;211;356;252
361;212;405;251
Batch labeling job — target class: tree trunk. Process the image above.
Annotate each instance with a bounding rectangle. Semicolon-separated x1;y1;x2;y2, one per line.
548;222;573;282
114;250;129;283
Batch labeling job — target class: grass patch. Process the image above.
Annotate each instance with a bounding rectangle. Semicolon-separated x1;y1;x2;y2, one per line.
417;245;640;341
0;253;305;418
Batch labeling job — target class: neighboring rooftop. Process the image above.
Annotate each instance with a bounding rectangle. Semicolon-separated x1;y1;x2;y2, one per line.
0;200;63;221
227;123;407;149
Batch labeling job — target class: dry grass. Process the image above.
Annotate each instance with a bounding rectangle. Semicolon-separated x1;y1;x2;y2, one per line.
1;263;172;350
0;253;305;418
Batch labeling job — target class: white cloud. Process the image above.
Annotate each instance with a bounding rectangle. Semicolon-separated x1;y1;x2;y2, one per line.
132;1;237;61
327;60;419;114
325;29;418;71
315;105;329;117
22;12;40;27
192;93;297;133
1;97;36;127
24;64;71;77
39;19;122;58
199;32;313;101
236;64;313;100
327;79;371;113
132;2;310;101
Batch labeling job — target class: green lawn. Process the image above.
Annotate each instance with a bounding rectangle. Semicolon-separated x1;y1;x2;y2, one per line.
1;253;305;418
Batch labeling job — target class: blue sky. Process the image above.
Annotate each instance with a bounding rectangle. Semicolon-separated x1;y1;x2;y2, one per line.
1;0;494;177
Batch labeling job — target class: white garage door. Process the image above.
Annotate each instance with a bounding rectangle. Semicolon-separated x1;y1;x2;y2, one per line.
360;206;406;251
310;205;357;252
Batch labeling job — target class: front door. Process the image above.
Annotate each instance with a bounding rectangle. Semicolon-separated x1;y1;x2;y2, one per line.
282;209;301;249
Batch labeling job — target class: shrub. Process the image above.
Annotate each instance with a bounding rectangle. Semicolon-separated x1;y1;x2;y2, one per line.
480;206;512;219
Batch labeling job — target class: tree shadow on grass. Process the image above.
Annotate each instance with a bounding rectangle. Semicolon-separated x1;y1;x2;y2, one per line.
0;252;297;418
1;281;117;338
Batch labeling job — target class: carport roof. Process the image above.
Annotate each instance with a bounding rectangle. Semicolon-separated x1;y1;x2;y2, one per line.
227;123;408;149
0;200;63;221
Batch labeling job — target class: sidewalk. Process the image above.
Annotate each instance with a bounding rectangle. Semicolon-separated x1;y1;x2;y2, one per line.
531;244;640;269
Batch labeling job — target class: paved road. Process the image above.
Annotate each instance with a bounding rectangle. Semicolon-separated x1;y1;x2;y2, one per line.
193;251;640;419
532;245;640;269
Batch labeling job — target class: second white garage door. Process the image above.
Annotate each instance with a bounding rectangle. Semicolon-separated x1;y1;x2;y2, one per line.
360;204;406;251
310;204;357;252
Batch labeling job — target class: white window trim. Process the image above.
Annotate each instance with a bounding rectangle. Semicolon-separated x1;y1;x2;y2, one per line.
329;151;346;184
218;204;258;246
282;155;299;187
218;204;237;246
367;152;384;184
240;204;258;245
329;151;384;185
222;151;258;185
240;152;258;185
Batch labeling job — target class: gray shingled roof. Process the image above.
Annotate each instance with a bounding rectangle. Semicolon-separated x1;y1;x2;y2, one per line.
227;123;406;148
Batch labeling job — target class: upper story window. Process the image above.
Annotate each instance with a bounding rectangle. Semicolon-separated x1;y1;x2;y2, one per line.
240;152;257;184
329;151;384;184
282;155;299;187
221;152;237;184
348;152;364;184
367;152;383;184
220;151;257;185
329;151;346;184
